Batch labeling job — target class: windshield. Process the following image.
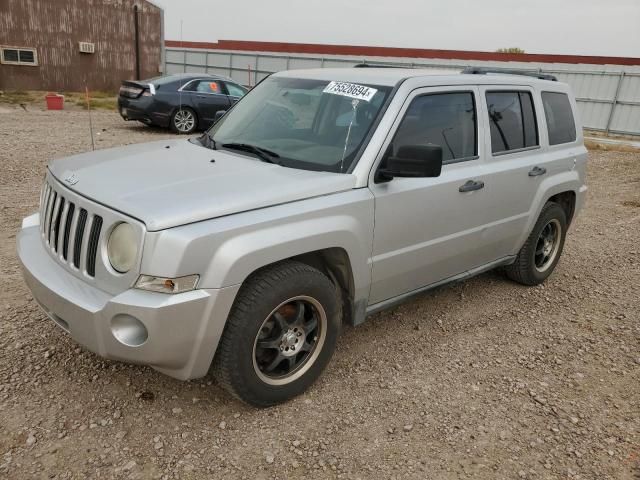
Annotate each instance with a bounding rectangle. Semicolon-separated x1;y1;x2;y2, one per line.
207;76;392;173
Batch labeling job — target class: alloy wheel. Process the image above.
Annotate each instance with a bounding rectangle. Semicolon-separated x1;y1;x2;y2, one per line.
252;296;327;386
174;109;195;133
534;218;561;272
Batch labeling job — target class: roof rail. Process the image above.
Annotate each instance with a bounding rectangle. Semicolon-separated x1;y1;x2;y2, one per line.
353;63;406;69
461;67;557;81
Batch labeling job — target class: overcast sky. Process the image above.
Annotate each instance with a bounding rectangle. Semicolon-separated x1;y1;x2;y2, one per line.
152;0;640;57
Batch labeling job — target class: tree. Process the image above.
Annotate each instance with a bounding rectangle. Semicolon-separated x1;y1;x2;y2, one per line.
496;47;526;54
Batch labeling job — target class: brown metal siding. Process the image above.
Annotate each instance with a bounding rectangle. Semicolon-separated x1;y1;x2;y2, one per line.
0;0;162;92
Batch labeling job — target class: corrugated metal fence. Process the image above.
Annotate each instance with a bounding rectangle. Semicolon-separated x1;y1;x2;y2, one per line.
165;48;640;136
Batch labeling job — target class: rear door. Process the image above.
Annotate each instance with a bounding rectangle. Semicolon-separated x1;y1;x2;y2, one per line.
223;81;248;106
476;86;555;256
368;85;497;305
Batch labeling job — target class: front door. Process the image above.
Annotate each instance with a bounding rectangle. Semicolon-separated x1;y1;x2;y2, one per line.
368;86;496;305
187;79;231;127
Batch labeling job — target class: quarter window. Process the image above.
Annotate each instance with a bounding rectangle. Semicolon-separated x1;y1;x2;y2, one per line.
542;92;576;145
486;91;538;154
390;92;477;163
1;47;37;65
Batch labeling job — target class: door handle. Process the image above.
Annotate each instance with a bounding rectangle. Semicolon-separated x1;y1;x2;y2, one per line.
459;180;485;193
528;166;547;177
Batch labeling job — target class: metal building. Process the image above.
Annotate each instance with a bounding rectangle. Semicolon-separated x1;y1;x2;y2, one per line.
0;0;164;92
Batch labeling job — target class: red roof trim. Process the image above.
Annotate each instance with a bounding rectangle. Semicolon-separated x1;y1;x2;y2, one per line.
165;39;640;66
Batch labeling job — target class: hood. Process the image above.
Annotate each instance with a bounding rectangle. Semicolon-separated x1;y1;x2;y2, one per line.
49;139;356;231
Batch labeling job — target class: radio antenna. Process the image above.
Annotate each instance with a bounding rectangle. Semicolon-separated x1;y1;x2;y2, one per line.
178;19;184;113
85;86;95;151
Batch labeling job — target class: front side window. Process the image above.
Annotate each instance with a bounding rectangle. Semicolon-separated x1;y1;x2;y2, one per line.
389;92;477;163
542;92;576;145
184;80;223;94
208;77;392;172
486;91;538;154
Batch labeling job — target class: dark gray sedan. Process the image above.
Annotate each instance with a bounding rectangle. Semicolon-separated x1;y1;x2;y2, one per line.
118;73;248;133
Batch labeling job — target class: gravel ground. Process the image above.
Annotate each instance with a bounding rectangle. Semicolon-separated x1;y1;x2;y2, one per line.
0;109;639;480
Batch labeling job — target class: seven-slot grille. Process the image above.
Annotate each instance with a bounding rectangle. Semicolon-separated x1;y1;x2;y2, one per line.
40;180;103;277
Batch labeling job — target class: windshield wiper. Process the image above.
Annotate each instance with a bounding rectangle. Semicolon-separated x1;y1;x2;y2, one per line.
221;143;280;164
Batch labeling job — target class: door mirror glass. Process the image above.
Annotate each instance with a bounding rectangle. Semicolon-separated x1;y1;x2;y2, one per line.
213;109;227;123
378;145;443;181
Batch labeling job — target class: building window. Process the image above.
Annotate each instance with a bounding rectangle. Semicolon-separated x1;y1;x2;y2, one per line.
1;47;38;66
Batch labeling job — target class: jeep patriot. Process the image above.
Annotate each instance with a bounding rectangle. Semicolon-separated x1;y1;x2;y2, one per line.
17;67;587;406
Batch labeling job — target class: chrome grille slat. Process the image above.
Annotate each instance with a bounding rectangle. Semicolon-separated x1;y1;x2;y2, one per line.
62;202;75;261
39;183;48;223
42;187;53;239
47;193;60;245
78;214;93;274
86;215;103;277
66;205;80;265
73;209;88;269
39;184;49;234
55;200;69;254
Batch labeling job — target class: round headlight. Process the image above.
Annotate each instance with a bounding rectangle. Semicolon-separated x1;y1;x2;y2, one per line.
107;223;137;273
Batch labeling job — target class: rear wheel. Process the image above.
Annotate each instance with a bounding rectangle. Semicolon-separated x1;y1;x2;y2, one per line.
170;107;197;134
506;202;567;285
213;261;341;407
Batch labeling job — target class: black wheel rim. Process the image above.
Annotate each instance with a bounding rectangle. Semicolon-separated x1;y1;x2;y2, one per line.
252;296;326;386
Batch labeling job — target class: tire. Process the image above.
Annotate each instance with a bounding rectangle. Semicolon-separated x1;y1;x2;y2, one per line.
213;261;341;407
505;201;567;286
170;107;197;134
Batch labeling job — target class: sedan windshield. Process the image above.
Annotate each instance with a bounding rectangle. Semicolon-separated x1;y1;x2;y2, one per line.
207;76;392;173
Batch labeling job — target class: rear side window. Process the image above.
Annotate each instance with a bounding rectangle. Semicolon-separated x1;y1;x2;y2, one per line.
391;92;477;163
542;92;576;145
486;91;538;154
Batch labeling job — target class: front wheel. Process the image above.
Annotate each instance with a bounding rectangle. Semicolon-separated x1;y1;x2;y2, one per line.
505;201;567;285
213;261;341;407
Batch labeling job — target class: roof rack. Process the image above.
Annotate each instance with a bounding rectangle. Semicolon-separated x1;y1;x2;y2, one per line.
353;63;406;69
462;67;557;81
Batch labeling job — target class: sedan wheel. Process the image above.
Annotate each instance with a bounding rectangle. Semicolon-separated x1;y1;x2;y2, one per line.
171;108;197;134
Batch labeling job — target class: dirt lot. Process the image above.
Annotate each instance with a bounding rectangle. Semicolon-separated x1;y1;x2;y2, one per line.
0;108;639;480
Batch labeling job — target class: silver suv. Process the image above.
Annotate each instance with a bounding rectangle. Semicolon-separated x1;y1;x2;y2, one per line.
18;68;587;406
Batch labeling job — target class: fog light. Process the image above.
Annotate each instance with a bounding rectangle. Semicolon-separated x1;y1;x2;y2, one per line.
111;314;148;347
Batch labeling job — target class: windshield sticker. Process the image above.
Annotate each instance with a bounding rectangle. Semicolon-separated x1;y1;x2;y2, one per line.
323;81;378;102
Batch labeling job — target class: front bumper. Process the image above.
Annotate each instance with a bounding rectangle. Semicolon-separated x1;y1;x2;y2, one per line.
17;214;240;380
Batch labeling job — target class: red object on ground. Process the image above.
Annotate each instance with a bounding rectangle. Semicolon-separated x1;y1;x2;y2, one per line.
45;93;64;110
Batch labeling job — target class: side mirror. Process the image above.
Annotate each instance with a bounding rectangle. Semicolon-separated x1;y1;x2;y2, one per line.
213;109;227;124
376;145;443;182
